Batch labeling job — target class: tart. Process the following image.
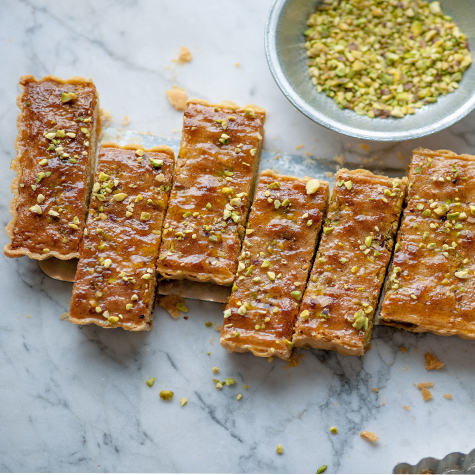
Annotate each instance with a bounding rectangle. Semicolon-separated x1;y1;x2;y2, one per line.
379;148;475;339
5;75;100;260
155;99;266;286
293;169;407;355
69;143;175;331
220;170;329;359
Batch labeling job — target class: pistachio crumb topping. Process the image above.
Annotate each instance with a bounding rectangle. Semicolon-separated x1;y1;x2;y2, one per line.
180;397;187;407
276;444;284;455
306;178;320;194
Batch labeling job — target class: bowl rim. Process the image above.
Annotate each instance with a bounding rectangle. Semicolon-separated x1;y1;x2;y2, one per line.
264;0;475;142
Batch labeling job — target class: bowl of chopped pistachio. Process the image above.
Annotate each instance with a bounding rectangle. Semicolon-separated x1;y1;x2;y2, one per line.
265;0;475;141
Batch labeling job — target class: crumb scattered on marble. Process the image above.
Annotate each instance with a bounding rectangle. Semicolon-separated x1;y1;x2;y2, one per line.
159;294;188;319
283;353;305;368
60;312;69;320
304;151;311;157
214;325;222;332
443;394;453;400
177;46;192;62
295;144;304;150
274;154;281;160
358;143;371;151
244;384;248;389
421;388;433;401
267;356;274;363
166;86;187;110
121;115;130;126
400;346;407;353
324;172;334;177
403;405;410;411
209;338;214;344
381;402;385;406
235;62;240;67
360;431;379;442
397;152;404;161
99;109;113;128
333;153;345;165
417;382;433;389
425;352;445;370
371;387;379;393
172;128;178;133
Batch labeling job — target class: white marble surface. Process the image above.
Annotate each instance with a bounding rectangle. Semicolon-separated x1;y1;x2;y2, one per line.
1;1;475;473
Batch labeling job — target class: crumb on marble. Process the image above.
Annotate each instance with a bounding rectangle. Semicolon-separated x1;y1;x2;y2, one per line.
180;397;187;406
403;405;410;411
295;144;304;150
214;324;223;332
360;431;379;442
177;46;192;62
267;356;274;363
417;382;434;389
324;172;334;177
397;152;404;161
400;346;407;353
99;108;113;128
425;352;445;370
421;388;433;401
333;153;345;165
121;115;130;126
244;385;248;390
283;353;305;368
60;312;69;320
166;86;187;110
27;315;31;319
443;394;453;400
371;387;379;393
159;294;188;319
358;143;371;151
235;62;240;67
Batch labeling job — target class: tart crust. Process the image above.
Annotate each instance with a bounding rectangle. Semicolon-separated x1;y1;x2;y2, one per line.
293;169;407;356
69;143;175;331
156;98;266;286
5;75;100;260
220;170;329;360
379;148;475;339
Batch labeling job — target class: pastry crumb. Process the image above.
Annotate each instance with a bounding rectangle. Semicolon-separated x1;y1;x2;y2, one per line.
324;171;334;177
417;382;433;389
235;62;240;67
358;143;371;151
425;352;445;370
177;46;192;62
400;346;407;353
121;115;130;126
60;312;69;320
360;431;379;442
214;325;223;332
295;144;304;150
371;387;379;393
421;388;433;401
443;394;453;400
333;153;345;165
99;108;113;128
403;405;410;411
283;353;305;368
159;294;188;319
166;86;187;111
397;152;404;161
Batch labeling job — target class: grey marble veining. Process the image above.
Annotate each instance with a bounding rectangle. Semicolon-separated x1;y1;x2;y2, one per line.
1;1;475;473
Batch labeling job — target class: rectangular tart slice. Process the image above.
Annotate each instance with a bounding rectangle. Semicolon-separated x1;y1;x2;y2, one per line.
293;169;407;356
155;99;266;286
4;75;100;260
220;170;329;360
69;143;175;331
380;148;475;339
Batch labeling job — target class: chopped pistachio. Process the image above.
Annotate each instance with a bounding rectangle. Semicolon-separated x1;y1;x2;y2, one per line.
140;212;151;221
330;427;338;434
276;444;284;455
29;204;42;215
317;465;328;474
149;157;163;168
159;390;174;400
61;91;76;102
267;271;276;281
306;178;320;194
291;290;302;301
180;397;187;407
237;305;247;316
113;193;128;201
